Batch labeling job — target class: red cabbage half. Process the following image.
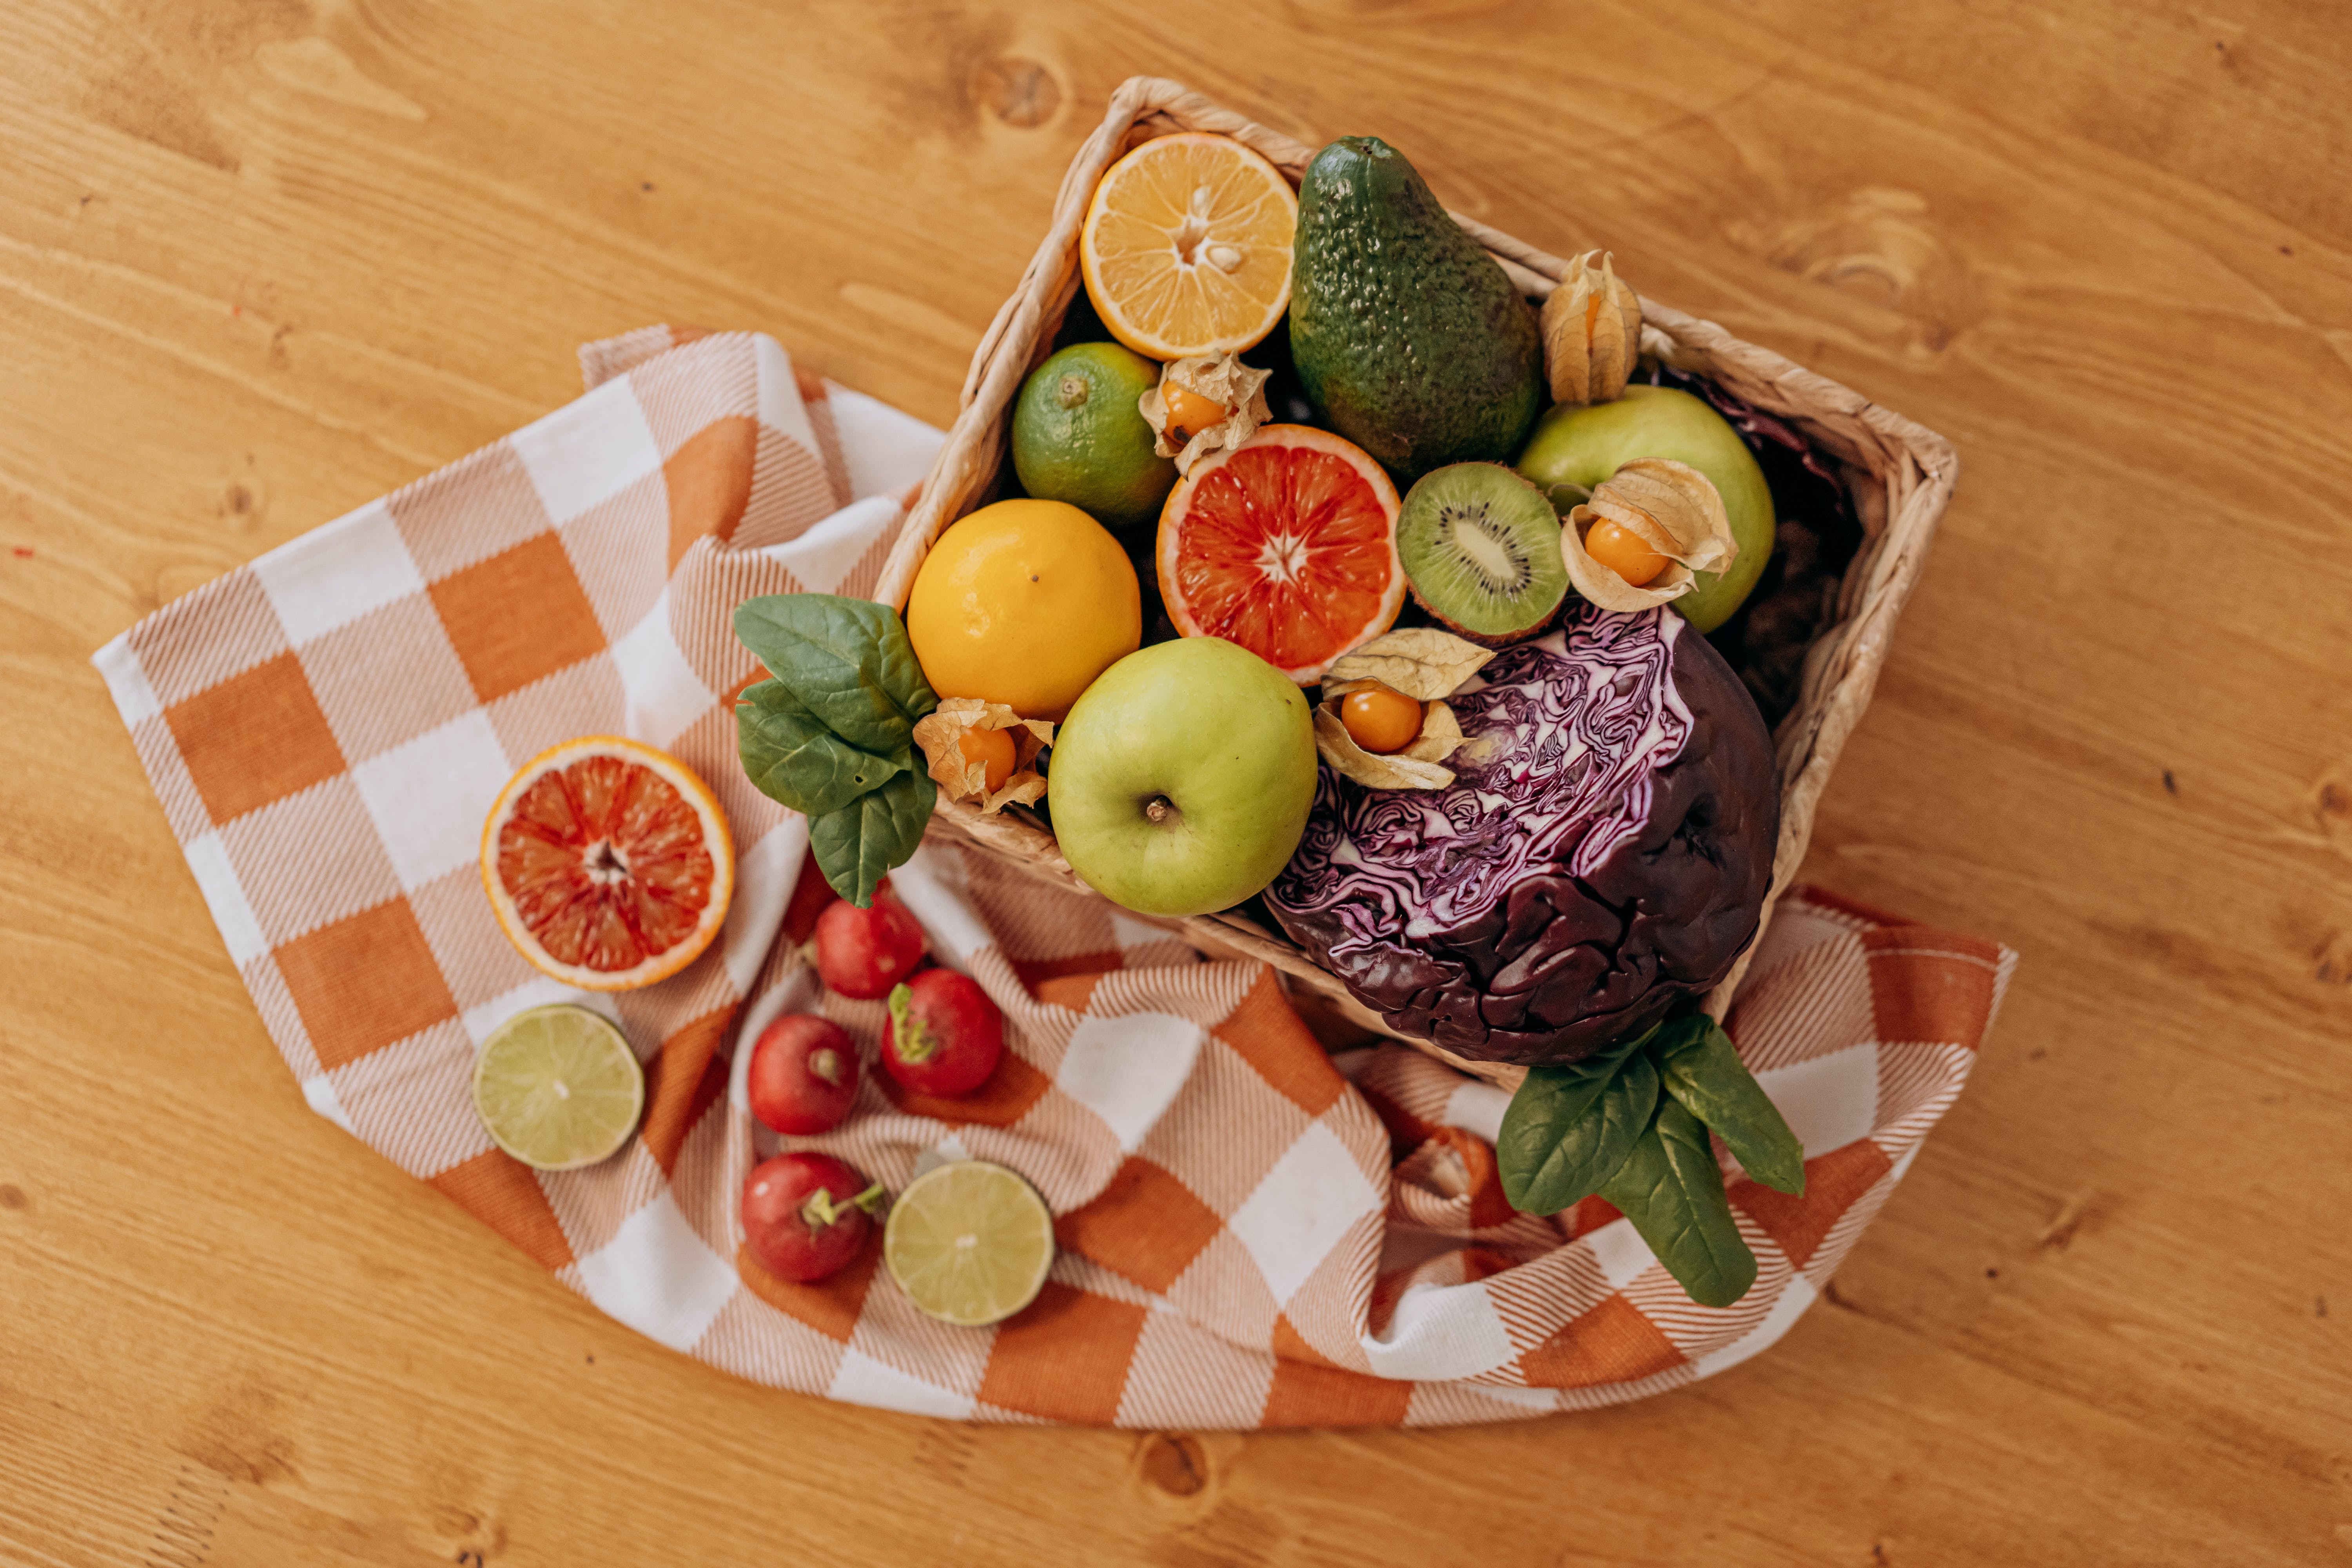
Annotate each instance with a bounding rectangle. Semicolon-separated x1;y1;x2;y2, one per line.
1265;603;1779;1067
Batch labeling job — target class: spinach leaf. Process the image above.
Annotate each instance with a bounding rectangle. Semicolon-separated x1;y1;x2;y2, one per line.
808;767;935;908
736;677;908;818
731;593;942;907
1655;1016;1806;1196
1597;1097;1758;1309
734;595;937;757
1497;1031;1660;1215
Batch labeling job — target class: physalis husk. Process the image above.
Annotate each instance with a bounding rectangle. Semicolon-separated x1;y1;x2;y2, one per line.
1139;352;1272;475
1311;629;1494;792
1562;458;1739;612
911;698;1054;814
1541;249;1644;407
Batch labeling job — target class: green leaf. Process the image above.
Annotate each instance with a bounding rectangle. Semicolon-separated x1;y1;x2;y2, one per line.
1497;1032;1660;1215
733;595;938;758
808;768;935;907
1655;1017;1806;1196
735;678;909;818
1597;1098;1758;1308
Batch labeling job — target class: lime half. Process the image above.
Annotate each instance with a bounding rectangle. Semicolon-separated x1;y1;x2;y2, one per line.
471;1005;644;1171
884;1161;1056;1326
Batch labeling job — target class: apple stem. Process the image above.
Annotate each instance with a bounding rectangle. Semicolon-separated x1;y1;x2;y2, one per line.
1144;795;1174;826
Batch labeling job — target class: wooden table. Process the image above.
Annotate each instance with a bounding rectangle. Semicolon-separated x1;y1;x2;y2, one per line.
5;3;2347;1563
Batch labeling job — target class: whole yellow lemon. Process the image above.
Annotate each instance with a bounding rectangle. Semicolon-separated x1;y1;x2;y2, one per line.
906;499;1142;722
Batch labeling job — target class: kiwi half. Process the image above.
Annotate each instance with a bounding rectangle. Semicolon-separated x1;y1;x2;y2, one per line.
1395;463;1570;646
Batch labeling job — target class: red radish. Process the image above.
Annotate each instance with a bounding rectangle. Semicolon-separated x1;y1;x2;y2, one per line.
741;1152;884;1283
882;969;1004;1098
813;885;926;1000
746;1014;859;1135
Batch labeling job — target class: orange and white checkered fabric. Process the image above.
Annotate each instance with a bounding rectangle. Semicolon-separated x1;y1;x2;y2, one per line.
94;328;2015;1427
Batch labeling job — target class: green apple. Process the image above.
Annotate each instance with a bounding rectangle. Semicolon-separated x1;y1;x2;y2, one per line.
1049;637;1317;918
1514;385;1775;633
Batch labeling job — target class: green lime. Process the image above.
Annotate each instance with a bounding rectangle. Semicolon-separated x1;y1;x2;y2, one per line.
883;1160;1056;1326
470;1005;644;1171
1011;342;1176;534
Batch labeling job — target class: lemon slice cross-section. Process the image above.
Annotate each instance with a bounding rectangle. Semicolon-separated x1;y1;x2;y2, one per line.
1080;131;1297;361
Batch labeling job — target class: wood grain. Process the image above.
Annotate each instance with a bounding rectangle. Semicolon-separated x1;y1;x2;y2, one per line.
2;3;2347;1564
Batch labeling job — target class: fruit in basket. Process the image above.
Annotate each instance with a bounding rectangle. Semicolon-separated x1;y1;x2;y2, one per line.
481;736;733;991
1338;684;1423;755
1049;636;1316;918
1080;130;1297;360
747;1014;860;1136
1540;249;1644;408
1560;459;1740;615
882;969;1005;1098
1395;463;1570;647
1011;343;1176;534
742;1152;885;1284
1265;601;1779;1067
1515;386;1775;632
813;883;926;999
1155;424;1403;684
1288;136;1544;485
905;498;1142;722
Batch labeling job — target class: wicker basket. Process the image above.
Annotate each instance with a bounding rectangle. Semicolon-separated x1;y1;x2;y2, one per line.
873;76;1956;1091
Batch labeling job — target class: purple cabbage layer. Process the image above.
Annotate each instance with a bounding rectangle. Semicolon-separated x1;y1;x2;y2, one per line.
1265;603;1779;1066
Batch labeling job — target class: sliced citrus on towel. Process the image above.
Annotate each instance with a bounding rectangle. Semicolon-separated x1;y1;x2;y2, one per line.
1156;424;1405;684
1081;131;1297;360
482;736;734;991
883;1160;1056;1327
471;1004;644;1171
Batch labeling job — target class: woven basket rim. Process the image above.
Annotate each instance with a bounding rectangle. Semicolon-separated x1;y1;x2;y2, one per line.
875;76;1957;1090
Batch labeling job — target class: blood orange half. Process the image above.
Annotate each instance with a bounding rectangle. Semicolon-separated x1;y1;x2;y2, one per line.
481;737;734;992
1155;424;1404;684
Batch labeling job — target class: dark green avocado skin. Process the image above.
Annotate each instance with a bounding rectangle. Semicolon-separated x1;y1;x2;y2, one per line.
1288;137;1545;486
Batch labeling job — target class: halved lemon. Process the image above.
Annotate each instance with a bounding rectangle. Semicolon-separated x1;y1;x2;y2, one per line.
883;1160;1056;1327
1080;131;1296;361
471;1004;644;1171
481;736;734;992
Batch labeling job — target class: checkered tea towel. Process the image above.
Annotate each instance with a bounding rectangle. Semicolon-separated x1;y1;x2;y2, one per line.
94;327;2015;1427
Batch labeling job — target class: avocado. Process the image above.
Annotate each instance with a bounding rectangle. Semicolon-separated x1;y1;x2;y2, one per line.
1288;137;1545;486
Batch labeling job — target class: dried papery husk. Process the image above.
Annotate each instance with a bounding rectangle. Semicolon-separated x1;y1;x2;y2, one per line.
1315;684;1469;791
1321;627;1492;702
1138;352;1272;474
1541;249;1644;407
1561;457;1739;613
911;698;1054;813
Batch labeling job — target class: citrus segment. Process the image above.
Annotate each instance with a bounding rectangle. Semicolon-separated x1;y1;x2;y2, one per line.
482;736;733;992
1156;424;1405;684
1080;131;1296;361
470;1004;645;1171
882;1160;1056;1327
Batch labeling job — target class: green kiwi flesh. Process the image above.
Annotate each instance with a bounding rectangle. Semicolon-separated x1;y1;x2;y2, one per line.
1395;463;1570;646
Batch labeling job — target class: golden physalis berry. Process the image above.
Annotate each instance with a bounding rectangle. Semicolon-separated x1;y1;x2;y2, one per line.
1339;685;1424;755
911;697;1053;815
958;727;1017;794
1161;383;1230;445
1583;518;1670;587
